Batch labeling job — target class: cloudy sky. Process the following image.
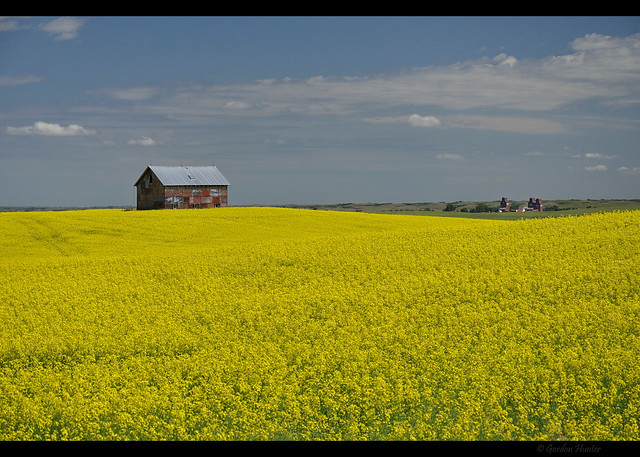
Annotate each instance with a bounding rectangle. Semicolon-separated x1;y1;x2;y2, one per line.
1;16;639;207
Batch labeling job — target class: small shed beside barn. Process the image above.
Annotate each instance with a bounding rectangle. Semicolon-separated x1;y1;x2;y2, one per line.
134;165;230;210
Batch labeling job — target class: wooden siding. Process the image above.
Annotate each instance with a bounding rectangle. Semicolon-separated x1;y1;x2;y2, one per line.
164;186;228;209
136;168;165;210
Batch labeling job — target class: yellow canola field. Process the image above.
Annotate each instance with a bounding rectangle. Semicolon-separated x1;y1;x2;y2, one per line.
0;207;638;441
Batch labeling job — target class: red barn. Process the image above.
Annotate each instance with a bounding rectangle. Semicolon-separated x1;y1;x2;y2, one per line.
134;165;230;210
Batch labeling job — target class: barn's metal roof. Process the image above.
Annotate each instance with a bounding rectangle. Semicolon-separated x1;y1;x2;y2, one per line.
135;165;230;187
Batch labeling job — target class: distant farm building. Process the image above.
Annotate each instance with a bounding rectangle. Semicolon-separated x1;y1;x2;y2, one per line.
134;165;230;210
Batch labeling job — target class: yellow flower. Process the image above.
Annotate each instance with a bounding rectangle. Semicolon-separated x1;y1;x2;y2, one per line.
0;208;638;440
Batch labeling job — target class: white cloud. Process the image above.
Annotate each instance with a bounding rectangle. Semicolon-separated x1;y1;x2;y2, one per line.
618;166;640;175
584;152;617;159
363;113;564;134
0;17;22;32
306;75;327;85
436;153;463;160
492;53;518;67
40;30;638;153
0;75;43;87
408;114;442;127
225;101;251;109
138;32;640;122
107;87;157;101
603;98;640;108
6;122;95;136
571;33;626;52
361;114;442;127
585;164;607;172
549;33;640;85
445;115;567;134
128;136;157;146
39;17;85;41
361;116;401;124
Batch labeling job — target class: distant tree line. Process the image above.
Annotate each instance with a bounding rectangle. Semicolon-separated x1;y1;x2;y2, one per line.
443;202;497;213
442;202;574;213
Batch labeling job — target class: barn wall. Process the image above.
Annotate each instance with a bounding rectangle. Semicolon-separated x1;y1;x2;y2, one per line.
164;186;228;209
136;169;165;210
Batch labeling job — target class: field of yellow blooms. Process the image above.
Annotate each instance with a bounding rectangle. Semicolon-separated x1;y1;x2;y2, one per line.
0;207;639;441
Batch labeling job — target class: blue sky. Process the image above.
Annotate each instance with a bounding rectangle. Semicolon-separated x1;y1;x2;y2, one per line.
1;16;639;207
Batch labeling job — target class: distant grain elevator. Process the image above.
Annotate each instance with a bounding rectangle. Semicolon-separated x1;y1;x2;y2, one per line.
134;165;230;210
